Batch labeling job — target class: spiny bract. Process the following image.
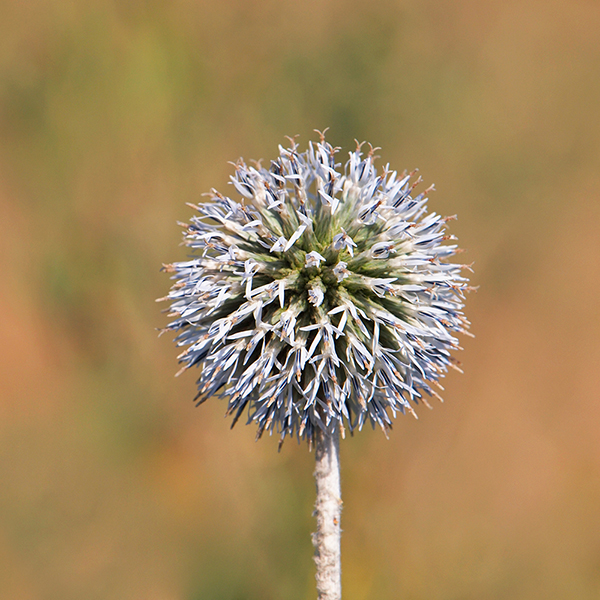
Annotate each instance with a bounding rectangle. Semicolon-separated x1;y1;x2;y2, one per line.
160;133;472;447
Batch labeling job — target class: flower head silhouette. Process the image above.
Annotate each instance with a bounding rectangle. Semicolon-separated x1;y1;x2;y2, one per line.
160;132;471;448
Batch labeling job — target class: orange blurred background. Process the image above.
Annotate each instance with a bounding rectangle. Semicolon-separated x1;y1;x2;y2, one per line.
1;0;600;598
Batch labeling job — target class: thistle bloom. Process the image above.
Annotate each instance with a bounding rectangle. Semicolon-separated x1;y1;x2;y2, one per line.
160;133;471;447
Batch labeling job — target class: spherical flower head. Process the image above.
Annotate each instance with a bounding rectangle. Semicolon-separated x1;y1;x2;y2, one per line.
160;132;472;447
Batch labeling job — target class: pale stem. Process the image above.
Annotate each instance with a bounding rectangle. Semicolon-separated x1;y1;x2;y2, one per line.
312;427;342;600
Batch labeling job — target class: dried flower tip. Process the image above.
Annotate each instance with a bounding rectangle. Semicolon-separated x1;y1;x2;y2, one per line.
305;251;326;268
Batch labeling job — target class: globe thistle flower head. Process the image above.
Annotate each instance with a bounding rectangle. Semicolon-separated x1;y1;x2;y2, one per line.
160;132;472;447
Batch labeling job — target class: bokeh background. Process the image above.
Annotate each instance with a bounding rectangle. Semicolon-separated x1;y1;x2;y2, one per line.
1;0;600;598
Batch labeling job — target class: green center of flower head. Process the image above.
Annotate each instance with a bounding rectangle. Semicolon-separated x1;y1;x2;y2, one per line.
162;133;471;446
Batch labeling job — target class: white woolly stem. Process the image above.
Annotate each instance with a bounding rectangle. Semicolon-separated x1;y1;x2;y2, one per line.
313;427;342;600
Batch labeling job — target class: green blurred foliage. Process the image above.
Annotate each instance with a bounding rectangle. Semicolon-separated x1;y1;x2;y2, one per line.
1;0;600;598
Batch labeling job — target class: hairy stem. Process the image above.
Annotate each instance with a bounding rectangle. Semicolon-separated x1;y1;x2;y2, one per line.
313;428;342;600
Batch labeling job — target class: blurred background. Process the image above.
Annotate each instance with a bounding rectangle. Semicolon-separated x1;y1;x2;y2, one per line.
1;0;599;598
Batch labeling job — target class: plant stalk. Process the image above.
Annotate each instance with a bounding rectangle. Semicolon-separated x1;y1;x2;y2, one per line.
313;427;342;600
